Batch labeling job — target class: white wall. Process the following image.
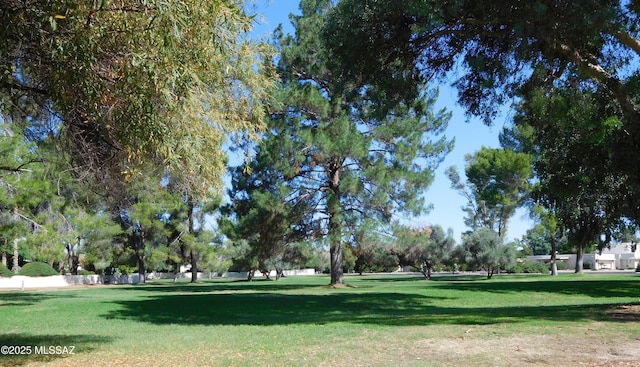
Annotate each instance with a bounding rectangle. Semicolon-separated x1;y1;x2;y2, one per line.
0;275;101;289
0;269;318;289
222;269;316;278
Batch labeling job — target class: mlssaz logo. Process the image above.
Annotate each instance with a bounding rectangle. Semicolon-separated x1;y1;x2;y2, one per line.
34;346;75;355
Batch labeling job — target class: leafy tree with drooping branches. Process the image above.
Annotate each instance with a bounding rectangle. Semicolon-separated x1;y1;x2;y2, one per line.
1;0;277;198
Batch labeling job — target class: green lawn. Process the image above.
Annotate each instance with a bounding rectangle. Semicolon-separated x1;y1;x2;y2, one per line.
1;273;639;366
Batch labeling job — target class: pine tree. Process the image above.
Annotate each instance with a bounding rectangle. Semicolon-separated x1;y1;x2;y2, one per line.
265;0;452;285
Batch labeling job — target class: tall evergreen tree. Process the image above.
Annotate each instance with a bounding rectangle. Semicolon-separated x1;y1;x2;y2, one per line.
327;1;640;245
268;0;452;285
116;166;176;282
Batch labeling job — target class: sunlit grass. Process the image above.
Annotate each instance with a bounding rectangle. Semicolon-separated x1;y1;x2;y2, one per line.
1;273;639;366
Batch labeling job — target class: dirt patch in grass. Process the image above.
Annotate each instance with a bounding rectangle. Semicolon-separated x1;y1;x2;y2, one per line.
15;322;640;367
316;324;640;367
424;333;640;367
606;304;640;322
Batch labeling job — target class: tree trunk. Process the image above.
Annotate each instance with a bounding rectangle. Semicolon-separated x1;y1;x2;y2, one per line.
330;240;344;285
275;267;284;280
575;247;585;273
172;262;178;283
190;249;198;283
247;269;255;281
72;254;79;275
12;238;19;273
262;268;271;280
135;232;146;283
137;254;146;283
575;244;585;273
2;251;7;268
327;183;344;285
420;270;429;280
187;199;198;284
66;243;79;275
550;236;558;276
67;250;73;274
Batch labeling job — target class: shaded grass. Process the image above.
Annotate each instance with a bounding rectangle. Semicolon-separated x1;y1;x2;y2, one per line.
1;273;639;366
0;334;111;367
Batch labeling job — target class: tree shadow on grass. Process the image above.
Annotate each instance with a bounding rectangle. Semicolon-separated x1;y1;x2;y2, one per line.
101;290;632;327
0;292;78;307
346;275;427;283
0;333;112;367
430;276;640;299
116;277;330;294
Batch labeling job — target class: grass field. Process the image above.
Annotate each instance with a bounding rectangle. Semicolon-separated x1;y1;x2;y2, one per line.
1;273;639;367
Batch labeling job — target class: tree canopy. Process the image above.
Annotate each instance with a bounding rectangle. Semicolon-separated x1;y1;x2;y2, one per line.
326;0;640;125
461;227;516;279
1;0;276;197
447;147;531;239
395;224;455;280
504;85;628;272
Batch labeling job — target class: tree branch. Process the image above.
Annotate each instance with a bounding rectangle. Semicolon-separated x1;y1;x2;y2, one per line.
0;159;44;175
613;30;640;58
556;42;640;126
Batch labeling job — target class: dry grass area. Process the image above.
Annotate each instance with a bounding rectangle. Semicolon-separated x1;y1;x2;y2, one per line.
19;325;640;367
19;319;640;367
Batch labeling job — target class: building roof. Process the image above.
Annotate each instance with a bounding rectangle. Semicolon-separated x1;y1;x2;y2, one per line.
599;242;638;255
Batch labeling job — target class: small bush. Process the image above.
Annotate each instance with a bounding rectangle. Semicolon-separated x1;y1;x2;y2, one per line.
583;262;593;270
635;263;640;272
18;262;59;277
556;261;567;270
78;269;95;275
508;261;549;274
0;263;14;277
117;265;136;275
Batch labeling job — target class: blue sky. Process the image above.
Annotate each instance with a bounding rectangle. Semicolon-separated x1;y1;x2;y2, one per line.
247;0;535;242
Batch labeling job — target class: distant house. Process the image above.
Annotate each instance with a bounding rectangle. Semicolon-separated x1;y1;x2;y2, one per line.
527;242;639;271
586;242;640;270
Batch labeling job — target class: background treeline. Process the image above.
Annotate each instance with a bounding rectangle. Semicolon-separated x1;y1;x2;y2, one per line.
3;0;640;282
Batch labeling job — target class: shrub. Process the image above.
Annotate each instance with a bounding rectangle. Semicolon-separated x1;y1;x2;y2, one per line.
117;265;136;275
583;262;593;270
555;261;567;270
507;261;548;274
0;263;14;277
636;263;640;272
18;262;59;277
78;269;95;275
